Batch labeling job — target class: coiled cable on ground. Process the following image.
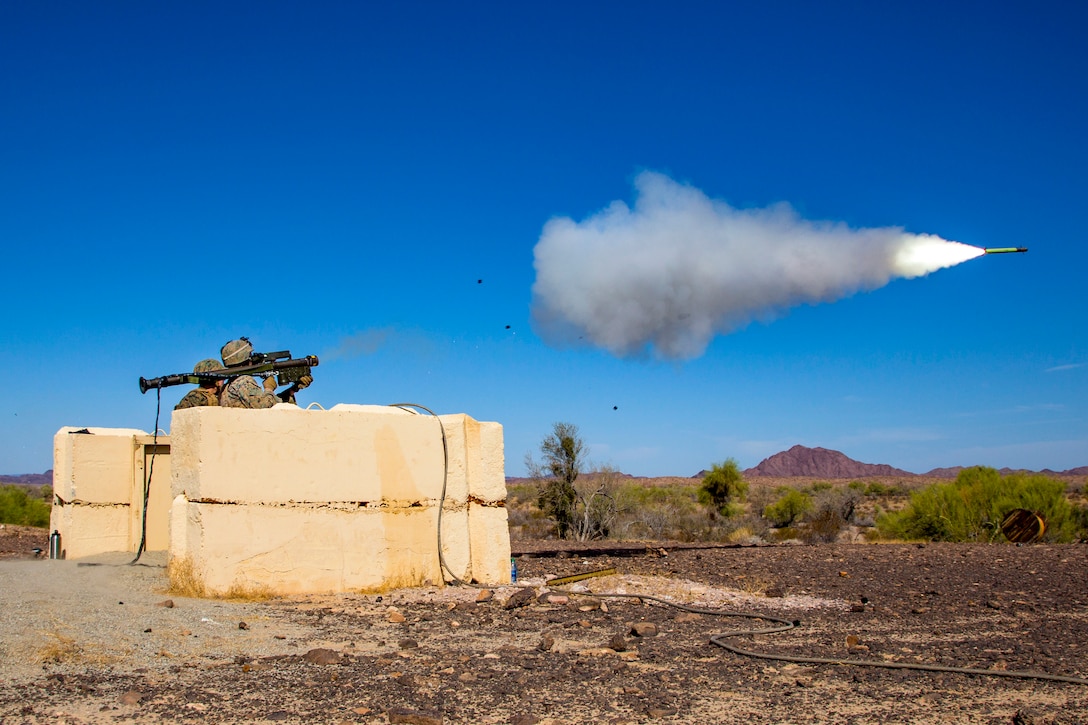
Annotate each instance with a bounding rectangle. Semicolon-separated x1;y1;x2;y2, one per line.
551;586;1088;686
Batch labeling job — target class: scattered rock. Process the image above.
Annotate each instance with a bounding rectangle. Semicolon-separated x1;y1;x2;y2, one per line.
157;599;175;608
504;587;536;610
986;600;1003;610
238;621;249;630
398;639;419;649
607;633;627;652
510;714;540;725
474;589;493;603
647;707;678;718
388;610;407;623
630;622;659;637
537;635;555;652
387;706;443;725
1013;708;1063;725
119;690;143;705
302;648;342;665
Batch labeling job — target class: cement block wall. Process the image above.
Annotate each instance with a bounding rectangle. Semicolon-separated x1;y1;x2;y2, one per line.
169;404;510;595
50;427;172;559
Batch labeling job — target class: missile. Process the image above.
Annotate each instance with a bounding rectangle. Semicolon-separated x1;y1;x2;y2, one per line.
983;247;1028;254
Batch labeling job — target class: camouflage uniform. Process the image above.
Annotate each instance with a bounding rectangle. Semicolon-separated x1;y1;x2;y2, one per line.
218;338;281;409
220;375;280;409
175;387;220;410
173;358;225;411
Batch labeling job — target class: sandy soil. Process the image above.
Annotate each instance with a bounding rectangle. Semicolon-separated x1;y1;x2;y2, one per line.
1;526;1086;724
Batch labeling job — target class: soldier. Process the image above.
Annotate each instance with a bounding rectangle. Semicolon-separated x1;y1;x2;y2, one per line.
174;359;226;410
219;337;312;408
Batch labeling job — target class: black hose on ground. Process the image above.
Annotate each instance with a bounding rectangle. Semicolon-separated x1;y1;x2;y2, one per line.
550;587;1088;686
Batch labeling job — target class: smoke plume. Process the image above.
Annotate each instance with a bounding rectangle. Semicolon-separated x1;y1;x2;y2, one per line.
531;172;982;360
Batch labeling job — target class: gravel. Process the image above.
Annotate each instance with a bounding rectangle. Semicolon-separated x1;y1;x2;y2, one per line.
2;527;1087;723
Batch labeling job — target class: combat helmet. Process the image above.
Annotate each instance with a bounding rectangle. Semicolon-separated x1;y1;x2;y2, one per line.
193;358;224;373
221;337;253;367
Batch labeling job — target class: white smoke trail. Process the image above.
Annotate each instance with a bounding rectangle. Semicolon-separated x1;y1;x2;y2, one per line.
531;171;984;360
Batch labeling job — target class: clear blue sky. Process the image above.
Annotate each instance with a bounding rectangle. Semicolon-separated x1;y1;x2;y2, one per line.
2;1;1085;477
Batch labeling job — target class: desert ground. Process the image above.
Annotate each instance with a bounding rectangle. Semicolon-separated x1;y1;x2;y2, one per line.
1;525;1086;724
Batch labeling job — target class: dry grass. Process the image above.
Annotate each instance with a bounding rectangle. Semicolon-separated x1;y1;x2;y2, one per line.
36;626;119;666
168;556;279;601
166;556;207;598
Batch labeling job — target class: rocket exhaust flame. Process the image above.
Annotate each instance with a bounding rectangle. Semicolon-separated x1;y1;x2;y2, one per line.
531;172;990;360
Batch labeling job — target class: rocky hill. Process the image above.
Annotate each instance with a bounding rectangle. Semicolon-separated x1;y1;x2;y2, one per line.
744;445;915;478
0;471;52;487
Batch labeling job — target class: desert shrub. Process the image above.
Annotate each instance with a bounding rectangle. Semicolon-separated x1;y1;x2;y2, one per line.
804;508;845;543
698;459;748;516
814;487;861;522
615;482;748;542
876;467;1080;542
808;481;833;493
506;483;556;540
0;485;50;527
524;418;596;535
763;489;812;527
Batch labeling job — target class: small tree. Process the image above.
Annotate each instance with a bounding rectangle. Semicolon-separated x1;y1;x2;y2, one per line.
698;459;748;516
526;423;617;540
526;422;586;538
764;488;812;527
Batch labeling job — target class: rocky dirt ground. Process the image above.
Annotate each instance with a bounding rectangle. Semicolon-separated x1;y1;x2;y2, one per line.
1;526;1087;724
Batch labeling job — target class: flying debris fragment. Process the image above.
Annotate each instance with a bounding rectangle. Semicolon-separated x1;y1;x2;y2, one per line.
982;247;1028;254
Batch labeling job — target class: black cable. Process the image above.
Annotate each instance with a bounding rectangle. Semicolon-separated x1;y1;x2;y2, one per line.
553;586;1088;686
387;403;460;586
128;387;160;565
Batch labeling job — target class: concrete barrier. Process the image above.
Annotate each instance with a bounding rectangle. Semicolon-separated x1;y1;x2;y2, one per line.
50;427;171;559
168;404;510;595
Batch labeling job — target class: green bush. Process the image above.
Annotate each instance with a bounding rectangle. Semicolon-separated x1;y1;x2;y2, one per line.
763;489;812;527
875;467;1080;543
0;485;51;527
698;459;748;516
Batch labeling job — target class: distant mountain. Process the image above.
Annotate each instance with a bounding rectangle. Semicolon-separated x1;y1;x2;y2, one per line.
744;446;914;478
0;470;53;486
923;466;964;478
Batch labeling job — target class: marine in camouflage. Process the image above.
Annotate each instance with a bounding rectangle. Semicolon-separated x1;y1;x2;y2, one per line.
221;338;253;367
220;375;280;409
175;387;220;410
173;358;226;410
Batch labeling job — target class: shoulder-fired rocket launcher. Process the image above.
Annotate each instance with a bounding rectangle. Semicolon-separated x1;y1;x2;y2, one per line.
139;352;319;394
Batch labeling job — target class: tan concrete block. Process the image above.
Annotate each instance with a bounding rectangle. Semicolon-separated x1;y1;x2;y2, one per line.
469;503;512;584
169;494;190;561
438;414;470;504
49;503;130;559
435;501;471;582
472;421;506;502
53;427;146;503
170;406;445;504
175;502;449;595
